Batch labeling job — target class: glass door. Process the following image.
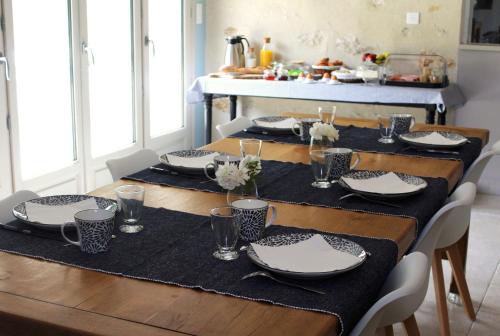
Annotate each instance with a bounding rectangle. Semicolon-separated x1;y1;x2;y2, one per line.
3;0;83;194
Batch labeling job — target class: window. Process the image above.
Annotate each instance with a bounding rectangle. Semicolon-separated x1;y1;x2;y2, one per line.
466;0;500;44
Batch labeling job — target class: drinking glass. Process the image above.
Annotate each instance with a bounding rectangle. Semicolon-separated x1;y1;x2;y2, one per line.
318;106;337;125
240;139;262;158
378;115;396;144
210;207;243;261
310;150;334;188
115;185;145;233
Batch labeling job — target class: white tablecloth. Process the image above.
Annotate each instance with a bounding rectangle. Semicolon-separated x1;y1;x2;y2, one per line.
187;76;465;110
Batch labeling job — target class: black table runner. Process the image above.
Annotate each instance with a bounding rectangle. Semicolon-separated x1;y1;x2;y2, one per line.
0;207;398;335
125;160;449;237
231;125;483;170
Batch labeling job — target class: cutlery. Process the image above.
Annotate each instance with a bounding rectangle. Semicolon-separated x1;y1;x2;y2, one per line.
241;271;326;295
401;147;460;155
339;193;402;209
0;221;67;242
149;166;179;175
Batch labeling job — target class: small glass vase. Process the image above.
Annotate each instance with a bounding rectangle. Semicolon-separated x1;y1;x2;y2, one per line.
226;180;259;205
309;136;334;153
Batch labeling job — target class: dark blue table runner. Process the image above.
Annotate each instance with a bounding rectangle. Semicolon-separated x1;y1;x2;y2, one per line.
125;160;449;237
231;125;483;170
0;206;398;335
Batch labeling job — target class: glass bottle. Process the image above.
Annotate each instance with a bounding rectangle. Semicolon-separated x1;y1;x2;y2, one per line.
260;37;273;67
246;47;257;68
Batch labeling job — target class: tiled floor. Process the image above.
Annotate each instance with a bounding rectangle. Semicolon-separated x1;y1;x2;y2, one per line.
394;194;500;336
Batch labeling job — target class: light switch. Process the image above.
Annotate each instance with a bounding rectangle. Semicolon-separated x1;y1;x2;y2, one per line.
406;12;420;25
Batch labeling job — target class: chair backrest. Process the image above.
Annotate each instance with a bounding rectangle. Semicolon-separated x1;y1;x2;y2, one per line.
412;182;477;258
462;140;500;184
106;149;159;182
215;116;253;138
349;252;429;336
0;190;39;223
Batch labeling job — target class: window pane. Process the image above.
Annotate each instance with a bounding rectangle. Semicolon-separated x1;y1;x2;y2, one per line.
12;0;75;180
87;0;135;157
148;0;183;138
470;0;500;44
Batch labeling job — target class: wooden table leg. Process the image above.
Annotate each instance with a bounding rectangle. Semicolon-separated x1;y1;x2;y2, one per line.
438;107;447;125
229;95;237;120
425;105;436;124
449;229;469;296
204;93;213;144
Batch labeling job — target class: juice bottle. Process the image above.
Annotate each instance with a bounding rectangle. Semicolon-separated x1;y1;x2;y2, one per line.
260;37;273;67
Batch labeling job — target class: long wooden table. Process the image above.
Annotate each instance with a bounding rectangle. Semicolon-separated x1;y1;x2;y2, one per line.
0;119;489;336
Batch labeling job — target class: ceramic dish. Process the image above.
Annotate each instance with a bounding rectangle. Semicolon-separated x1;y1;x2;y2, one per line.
398;131;468;149
250;116;298;135
159;150;224;175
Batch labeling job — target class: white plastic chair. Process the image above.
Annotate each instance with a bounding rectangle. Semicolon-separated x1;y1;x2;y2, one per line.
349;252;429;336
462;140;500;184
106;149;159;182
411;182;477;336
0;190;39;224
215;116;253;138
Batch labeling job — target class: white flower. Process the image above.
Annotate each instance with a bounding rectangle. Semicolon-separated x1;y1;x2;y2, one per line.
239;155;262;178
215;161;249;190
309;122;340;141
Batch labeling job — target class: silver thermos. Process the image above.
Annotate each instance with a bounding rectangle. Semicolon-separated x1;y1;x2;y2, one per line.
224;35;250;68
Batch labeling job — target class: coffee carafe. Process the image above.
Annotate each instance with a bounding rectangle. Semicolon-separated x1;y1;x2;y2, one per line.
224;35;250;68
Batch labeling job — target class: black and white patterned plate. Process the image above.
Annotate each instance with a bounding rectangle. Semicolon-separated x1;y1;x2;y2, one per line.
338;170;428;200
249;116;298;135
12;195;117;230
159;150;225;175
398;131;468;149
247;233;367;279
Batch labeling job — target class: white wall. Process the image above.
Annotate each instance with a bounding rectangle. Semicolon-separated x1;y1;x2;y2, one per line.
455;47;500;195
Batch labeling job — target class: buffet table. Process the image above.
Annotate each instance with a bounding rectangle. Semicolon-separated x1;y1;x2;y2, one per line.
187;76;466;144
0;118;488;336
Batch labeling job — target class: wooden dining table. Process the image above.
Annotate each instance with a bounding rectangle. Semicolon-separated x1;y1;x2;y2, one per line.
0;118;489;336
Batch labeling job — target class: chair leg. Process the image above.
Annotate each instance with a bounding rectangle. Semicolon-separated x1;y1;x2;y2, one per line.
403;314;421;336
384;325;394;336
446;243;476;321
432;250;451;336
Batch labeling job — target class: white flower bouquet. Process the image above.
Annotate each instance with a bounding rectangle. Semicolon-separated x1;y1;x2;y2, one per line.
215;155;262;191
309;122;340;141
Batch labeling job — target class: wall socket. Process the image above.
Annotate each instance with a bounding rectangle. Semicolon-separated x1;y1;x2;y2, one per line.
406;12;420;25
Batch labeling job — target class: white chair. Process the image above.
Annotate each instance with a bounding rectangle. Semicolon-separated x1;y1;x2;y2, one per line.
349;252;429;336
411;182;477;336
0;190;39;223
106;149;159;182
215;116;253;138
462;139;500;184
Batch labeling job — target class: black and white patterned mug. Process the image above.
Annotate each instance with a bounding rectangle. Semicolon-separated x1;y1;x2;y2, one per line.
292;118;321;142
390;114;415;135
61;209;115;254
231;199;277;242
326;148;361;181
204;155;241;181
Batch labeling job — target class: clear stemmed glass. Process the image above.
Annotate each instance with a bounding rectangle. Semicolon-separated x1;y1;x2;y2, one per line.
318;106;337;125
378;115;396;144
210;207;243;261
240;139;262;158
310;150;334;188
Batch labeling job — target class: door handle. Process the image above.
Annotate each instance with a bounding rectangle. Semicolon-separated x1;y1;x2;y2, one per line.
145;36;155;56
0;54;11;81
82;42;95;65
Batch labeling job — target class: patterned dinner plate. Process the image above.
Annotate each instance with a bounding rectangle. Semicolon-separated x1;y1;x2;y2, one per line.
398;131;468;149
12;195;117;230
159;149;224;175
247;233;367;279
338;170;428;200
249;116;298;135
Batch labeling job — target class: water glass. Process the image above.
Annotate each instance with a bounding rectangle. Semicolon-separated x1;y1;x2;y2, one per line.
240;139;262;158
378;115;396;144
115;185;145;233
210;207;243;261
310;150;334;188
318;106;337;125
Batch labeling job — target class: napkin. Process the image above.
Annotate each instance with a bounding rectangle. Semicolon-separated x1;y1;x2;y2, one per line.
166;152;219;169
25;198;99;225
251;234;362;273
403;132;466;146
254;118;298;129
342;172;425;194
